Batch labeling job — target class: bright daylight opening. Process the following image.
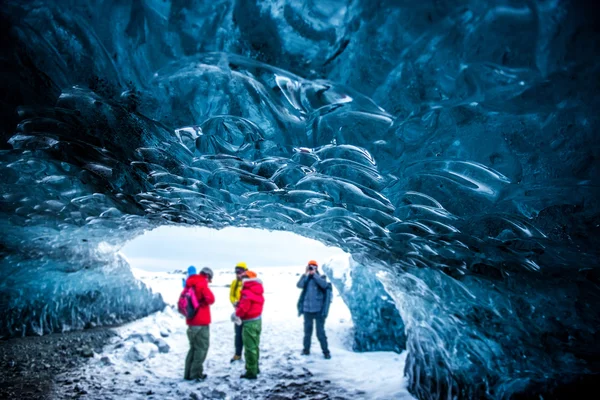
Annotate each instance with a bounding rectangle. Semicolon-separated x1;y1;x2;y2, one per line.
110;226;413;399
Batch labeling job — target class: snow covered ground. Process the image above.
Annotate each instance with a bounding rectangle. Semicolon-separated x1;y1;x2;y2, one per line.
53;265;414;399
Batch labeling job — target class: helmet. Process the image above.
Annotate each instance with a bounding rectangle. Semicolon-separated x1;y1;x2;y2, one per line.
200;267;214;281
235;262;248;270
187;265;197;276
308;260;318;267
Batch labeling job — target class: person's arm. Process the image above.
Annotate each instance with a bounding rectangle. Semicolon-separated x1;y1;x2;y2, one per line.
202;285;215;305
229;280;237;305
312;273;328;290
297;275;308;289
236;295;250;319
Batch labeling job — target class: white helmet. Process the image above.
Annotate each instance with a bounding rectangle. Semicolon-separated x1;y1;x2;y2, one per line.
200;267;213;281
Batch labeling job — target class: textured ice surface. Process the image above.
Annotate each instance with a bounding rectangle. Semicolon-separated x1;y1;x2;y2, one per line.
324;254;406;353
1;0;599;399
0;250;163;337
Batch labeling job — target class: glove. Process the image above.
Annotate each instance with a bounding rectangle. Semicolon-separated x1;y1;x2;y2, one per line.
230;312;242;326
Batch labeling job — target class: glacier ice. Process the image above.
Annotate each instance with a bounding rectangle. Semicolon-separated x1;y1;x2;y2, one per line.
1;0;599;399
323;254;406;353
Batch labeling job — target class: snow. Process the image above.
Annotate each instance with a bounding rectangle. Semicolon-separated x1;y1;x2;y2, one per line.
127;342;159;362
61;265;413;399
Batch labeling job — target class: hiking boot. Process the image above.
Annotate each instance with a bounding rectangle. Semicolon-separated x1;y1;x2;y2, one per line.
230;355;242;363
195;374;208;381
240;373;257;380
324;352;331;360
301;349;310;356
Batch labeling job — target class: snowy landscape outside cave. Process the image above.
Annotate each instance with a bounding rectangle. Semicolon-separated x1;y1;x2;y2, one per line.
77;226;413;399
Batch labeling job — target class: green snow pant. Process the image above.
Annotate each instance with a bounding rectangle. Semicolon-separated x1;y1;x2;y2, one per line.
185;325;209;380
242;319;262;376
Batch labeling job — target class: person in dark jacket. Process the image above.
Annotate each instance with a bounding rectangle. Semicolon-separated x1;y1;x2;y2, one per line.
297;260;332;359
235;270;265;379
182;266;215;380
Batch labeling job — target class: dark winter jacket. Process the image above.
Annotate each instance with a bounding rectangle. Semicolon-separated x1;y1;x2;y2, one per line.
183;274;215;326
297;273;333;318
236;278;265;321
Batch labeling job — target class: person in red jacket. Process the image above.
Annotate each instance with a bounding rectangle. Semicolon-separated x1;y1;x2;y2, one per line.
234;270;264;379
183;266;215;380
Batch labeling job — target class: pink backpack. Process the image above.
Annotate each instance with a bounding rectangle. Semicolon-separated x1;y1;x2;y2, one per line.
178;286;200;318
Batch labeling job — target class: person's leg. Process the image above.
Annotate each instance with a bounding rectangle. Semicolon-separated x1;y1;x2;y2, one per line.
190;326;209;379
198;326;210;373
315;315;330;356
242;320;260;378
184;327;195;380
235;323;243;357
303;313;314;353
256;320;262;373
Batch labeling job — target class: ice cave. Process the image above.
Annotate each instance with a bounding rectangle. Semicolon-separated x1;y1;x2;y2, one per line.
1;0;599;399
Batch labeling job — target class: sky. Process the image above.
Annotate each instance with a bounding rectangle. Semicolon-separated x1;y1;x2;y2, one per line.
119;226;346;272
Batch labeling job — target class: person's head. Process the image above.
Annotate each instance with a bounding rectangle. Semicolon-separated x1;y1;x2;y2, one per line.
243;270;257;280
200;267;213;283
187;265;197;276
307;260;318;272
235;261;248;279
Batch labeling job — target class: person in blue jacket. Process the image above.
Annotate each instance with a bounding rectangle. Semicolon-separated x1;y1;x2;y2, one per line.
182;265;197;287
297;260;332;359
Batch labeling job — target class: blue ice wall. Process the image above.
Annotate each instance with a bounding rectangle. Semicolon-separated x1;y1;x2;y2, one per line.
323;255;406;354
1;1;599;399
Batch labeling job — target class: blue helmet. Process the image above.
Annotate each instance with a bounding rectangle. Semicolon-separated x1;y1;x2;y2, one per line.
187;265;197;276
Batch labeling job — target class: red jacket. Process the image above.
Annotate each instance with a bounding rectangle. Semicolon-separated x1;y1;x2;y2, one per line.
235;278;264;321
183;274;215;326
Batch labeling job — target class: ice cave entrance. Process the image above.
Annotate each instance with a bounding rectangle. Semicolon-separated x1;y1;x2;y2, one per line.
111;226;414;398
120;226;347;274
119;225;349;313
119;225;408;358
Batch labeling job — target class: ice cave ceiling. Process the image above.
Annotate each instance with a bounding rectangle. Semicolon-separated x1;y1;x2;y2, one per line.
1;0;599;399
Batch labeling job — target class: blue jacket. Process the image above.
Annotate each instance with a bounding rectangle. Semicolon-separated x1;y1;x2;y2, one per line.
297;273;333;318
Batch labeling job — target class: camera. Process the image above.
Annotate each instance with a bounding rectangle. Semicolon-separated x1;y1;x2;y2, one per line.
308;266;315;271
